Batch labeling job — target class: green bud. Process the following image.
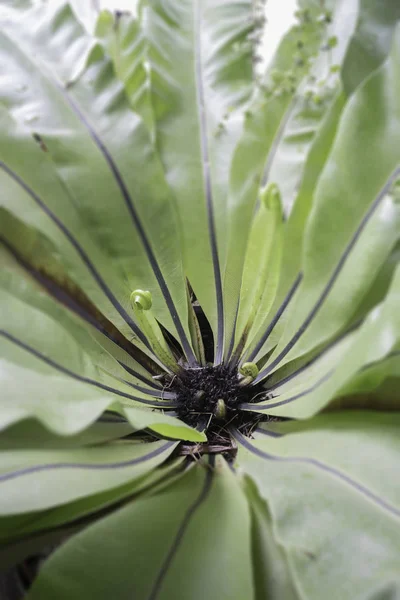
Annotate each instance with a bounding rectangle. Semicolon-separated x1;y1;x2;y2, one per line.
260;183;282;217
239;362;259;379
130;289;152;311
130;289;178;372
214;399;227;420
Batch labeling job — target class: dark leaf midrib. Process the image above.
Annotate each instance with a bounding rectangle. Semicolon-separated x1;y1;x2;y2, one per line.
0;330;175;408
235;430;400;518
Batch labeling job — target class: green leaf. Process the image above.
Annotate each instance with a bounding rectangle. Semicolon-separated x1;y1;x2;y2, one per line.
245;478;299;600
346;242;400;328
231;184;283;356
121;407;206;442
0;440;176;515
0;355;202;441
342;0;400;94
222;87;294;354
239;5;400;366
0;459;186;569
242;91;347;363
338;351;400;399
244;265;400;418
0;287;169;430
142;0;255;360
0;237;162;382
95;9;154;133
27;457;254;600
0;417;135;450
235;411;400;600
0;225;206;441
266;0;358;217
0;0;196;363
259;29;400;375
0;1;399;596
224;0;357;356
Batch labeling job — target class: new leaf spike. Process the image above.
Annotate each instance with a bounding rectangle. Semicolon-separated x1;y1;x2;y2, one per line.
130;290;178;372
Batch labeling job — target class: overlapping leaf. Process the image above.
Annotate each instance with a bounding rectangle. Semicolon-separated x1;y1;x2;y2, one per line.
252;27;400;375
142;0;256;360
244;265;400;418
0;0;196;363
27;458;254;600
0;0;399;597
236;411;400;600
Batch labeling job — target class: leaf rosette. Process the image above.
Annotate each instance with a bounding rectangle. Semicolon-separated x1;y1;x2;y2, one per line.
0;1;399;598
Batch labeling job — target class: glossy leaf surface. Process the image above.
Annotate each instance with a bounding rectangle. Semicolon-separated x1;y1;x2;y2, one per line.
0;0;399;597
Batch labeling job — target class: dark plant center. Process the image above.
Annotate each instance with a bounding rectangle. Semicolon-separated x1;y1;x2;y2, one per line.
172;364;255;429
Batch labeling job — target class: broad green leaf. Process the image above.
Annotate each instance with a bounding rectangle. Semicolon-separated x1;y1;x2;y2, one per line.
245;478;299;600
224;1;356;355
0;264;205;440
0;2;399;597
142;0;255;360
0;238;161;383
342;0;400;95
222;87;294;355
244;266;400;418
27;458;254;600
260;29;400;375
236;412;400;600
338;351;400;398
0;440;176;515
0;0;196;363
345;242;400;328
0;235;172;396
0;137;146;353
0;417;135;450
242;91;347;363
0;285;167;413
240;5;400;366
0;356;202;440
249;187;400;370
0;237;168;395
0;459;186;569
95;9;154;133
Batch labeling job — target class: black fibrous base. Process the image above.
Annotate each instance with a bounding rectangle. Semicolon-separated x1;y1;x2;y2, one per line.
171;364;256;429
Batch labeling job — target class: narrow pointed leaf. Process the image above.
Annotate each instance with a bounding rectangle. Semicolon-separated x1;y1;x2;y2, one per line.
232;186;283;355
